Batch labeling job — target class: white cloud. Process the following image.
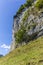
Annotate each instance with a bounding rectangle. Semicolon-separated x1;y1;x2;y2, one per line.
1;44;10;49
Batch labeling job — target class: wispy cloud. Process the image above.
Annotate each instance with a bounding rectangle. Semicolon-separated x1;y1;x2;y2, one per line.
1;44;10;49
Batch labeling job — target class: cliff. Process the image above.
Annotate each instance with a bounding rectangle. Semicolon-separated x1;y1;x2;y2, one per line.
0;0;43;65
11;0;43;51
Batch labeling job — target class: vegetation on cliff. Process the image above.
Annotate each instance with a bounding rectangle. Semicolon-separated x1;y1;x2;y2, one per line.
15;0;43;44
17;0;34;14
35;0;43;9
0;0;43;65
17;0;43;14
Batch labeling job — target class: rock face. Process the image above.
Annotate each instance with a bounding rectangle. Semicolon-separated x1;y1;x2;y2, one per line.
10;11;25;51
10;11;43;51
10;1;43;51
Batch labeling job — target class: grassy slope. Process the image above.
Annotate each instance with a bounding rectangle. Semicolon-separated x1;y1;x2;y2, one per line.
0;36;43;65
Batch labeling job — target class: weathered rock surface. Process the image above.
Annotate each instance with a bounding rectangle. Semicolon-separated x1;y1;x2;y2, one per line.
10;1;43;51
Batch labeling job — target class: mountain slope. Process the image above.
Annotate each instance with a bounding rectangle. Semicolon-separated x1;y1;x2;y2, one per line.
0;36;43;65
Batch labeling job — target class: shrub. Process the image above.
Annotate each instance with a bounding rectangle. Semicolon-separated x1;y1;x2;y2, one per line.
22;9;29;23
17;0;34;14
17;5;25;14
35;0;43;9
15;25;26;43
26;0;33;7
22;12;28;22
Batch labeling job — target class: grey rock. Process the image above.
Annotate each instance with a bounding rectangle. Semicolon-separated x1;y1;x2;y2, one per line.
10;4;43;51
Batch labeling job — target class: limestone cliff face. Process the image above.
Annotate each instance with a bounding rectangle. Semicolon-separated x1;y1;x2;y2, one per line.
10;0;43;51
10;11;43;51
10;10;26;51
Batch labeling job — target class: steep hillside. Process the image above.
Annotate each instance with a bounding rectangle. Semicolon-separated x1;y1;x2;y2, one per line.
0;36;43;65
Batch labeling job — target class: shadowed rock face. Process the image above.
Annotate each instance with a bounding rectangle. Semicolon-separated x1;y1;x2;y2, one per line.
10;0;43;51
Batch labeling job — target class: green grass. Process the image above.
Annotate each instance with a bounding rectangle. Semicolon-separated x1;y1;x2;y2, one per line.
0;36;43;65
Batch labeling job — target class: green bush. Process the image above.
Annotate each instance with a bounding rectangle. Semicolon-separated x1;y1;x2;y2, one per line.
22;9;29;24
17;0;34;14
15;25;26;43
35;0;43;9
17;5;25;14
22;12;29;22
26;0;33;7
23;0;34;8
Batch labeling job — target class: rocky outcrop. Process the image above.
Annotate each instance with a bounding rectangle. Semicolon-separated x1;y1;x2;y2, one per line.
10;0;43;51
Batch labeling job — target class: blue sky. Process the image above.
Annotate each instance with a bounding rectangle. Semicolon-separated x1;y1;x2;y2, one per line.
0;0;26;55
